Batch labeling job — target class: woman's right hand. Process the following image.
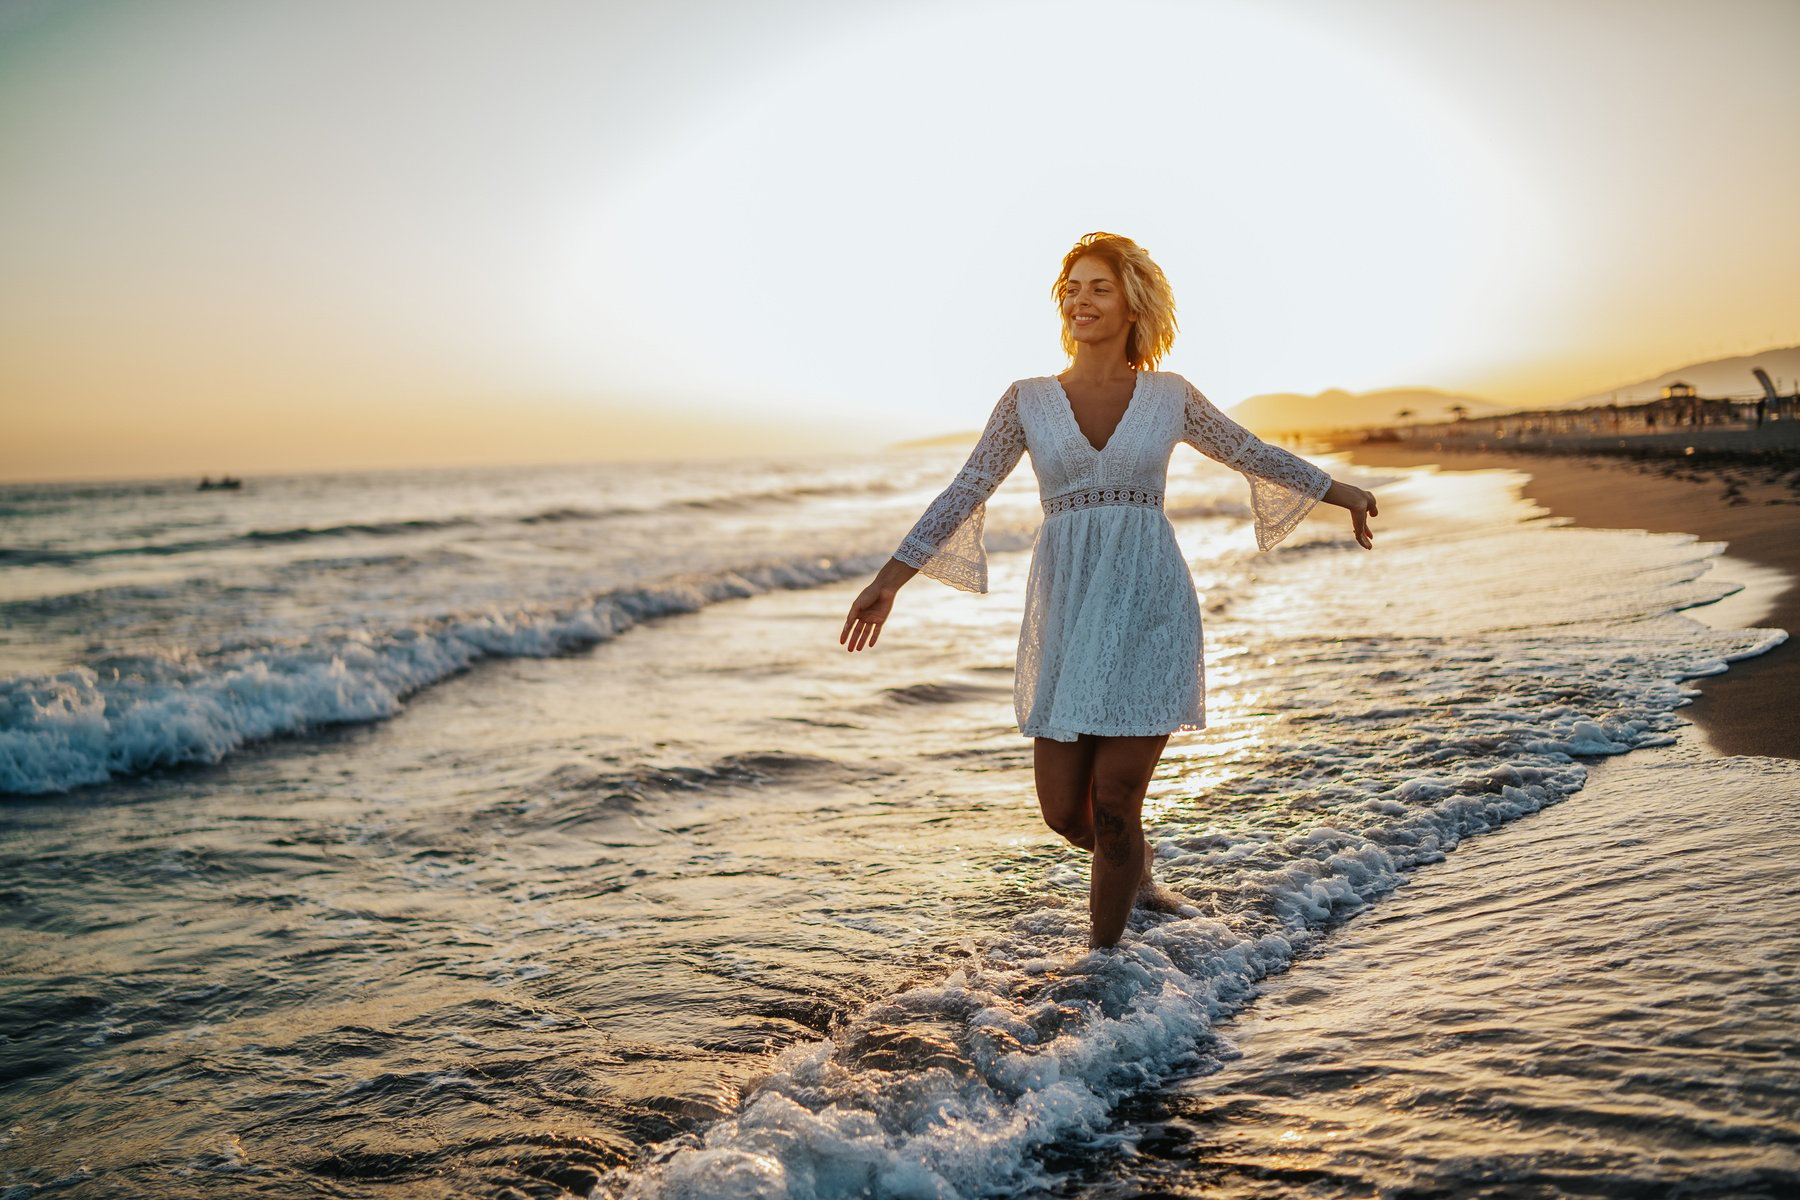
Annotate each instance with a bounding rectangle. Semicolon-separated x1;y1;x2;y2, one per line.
840;581;897;652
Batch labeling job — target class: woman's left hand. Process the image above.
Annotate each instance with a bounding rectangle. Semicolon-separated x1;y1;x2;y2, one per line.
1323;479;1379;549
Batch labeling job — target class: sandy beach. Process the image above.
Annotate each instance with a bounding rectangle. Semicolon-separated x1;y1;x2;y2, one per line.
1335;442;1800;760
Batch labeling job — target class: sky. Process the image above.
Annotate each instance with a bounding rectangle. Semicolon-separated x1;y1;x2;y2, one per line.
2;0;1797;481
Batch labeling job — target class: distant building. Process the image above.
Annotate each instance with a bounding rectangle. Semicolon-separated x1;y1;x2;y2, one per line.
1661;381;1696;400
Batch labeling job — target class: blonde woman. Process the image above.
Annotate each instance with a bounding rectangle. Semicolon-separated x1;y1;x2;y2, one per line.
841;232;1378;948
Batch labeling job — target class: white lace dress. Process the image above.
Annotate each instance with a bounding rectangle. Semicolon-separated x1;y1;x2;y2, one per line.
894;371;1331;741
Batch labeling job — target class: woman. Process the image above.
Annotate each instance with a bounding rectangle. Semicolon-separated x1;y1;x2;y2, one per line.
840;232;1378;948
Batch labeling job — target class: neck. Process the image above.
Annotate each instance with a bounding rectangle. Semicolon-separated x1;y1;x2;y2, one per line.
1064;338;1135;383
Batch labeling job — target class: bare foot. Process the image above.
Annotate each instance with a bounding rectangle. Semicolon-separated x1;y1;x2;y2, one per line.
1134;880;1190;914
1135;838;1190;913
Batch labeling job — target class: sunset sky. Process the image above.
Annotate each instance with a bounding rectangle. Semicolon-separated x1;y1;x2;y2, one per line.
2;0;1797;481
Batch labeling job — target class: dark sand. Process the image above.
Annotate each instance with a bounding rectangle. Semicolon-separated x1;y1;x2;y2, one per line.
1336;442;1800;760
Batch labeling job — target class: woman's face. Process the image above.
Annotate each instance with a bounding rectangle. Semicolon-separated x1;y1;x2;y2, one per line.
1059;255;1136;349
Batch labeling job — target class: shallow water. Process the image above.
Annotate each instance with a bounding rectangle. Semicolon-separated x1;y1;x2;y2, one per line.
1068;751;1800;1199
0;453;1789;1198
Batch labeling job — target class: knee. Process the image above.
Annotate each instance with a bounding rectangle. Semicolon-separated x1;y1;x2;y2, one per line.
1089;800;1138;849
1042;807;1093;846
1090;775;1145;830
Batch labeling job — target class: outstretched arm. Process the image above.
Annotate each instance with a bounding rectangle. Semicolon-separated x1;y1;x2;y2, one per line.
1180;378;1377;550
840;384;1026;651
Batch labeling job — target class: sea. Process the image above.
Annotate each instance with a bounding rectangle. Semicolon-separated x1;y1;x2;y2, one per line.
1;443;1795;1199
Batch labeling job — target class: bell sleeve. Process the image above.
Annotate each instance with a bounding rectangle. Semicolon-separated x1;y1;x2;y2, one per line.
1179;376;1331;551
893;383;1027;593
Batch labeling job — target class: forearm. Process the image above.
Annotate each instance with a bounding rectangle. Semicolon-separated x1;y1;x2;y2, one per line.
874;556;920;590
1322;478;1360;509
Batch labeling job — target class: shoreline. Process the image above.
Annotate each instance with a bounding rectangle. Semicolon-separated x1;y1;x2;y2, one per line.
1333;442;1799;761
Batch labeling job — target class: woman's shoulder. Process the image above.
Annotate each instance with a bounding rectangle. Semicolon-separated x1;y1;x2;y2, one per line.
977;378;1043;420
998;376;1058;403
1147;371;1208;404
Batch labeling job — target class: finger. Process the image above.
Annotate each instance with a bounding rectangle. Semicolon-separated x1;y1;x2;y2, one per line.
851;622;868;653
840;615;853;644
870;622;881;647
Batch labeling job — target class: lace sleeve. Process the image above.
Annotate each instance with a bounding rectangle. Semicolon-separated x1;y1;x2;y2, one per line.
1179;377;1331;551
893;384;1027;593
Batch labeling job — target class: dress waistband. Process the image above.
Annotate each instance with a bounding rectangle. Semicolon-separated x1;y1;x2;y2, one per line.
1041;486;1165;516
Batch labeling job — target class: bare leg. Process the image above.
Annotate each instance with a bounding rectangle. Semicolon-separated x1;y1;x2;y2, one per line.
1036;735;1187;932
1034;736;1097;851
1086;734;1169;947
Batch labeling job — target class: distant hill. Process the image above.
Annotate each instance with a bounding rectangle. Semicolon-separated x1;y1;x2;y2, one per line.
1226;387;1508;435
889;430;979;449
1549;345;1800;409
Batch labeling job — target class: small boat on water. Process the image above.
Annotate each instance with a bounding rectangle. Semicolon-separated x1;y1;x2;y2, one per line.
197;476;243;491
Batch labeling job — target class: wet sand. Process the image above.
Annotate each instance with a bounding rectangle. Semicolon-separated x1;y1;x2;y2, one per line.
1335;443;1800;760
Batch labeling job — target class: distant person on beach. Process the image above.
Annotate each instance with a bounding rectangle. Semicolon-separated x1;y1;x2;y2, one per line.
840;232;1379;948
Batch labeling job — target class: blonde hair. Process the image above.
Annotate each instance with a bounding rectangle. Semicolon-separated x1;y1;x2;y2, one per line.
1052;232;1178;370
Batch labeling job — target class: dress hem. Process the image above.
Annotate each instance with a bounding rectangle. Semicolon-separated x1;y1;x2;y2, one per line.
1020;719;1205;742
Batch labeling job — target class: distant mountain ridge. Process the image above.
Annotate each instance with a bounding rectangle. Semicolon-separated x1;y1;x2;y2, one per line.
1226;387;1508;435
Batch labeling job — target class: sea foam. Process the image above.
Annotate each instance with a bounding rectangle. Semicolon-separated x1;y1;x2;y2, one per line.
0;554;887;795
602;749;1606;1200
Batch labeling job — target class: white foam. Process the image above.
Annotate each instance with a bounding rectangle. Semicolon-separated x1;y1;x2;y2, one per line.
0;554;888;794
601;752;1599;1200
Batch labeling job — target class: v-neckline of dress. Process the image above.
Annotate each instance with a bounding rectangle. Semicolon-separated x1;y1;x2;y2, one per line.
1052;370;1145;455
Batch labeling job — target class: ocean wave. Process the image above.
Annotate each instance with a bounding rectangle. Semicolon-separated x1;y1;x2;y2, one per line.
677;481;898;513
0;480;904;567
0;553;888;796
0;516;476;566
518;505;636;524
880;682;1008;706
476;751;859;830
595;748;1618;1200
